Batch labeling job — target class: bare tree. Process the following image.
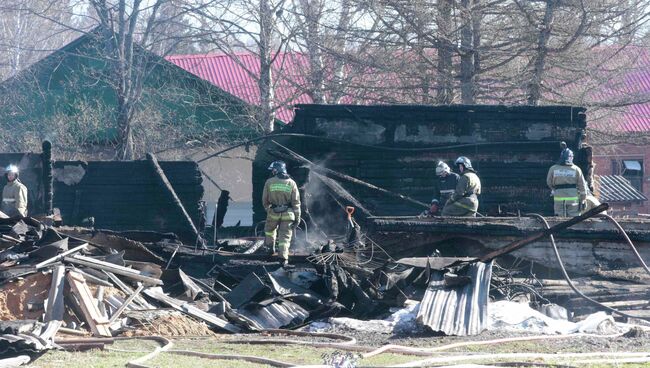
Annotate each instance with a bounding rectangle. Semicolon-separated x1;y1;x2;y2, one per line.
188;0;291;132
0;0;77;79
88;0;167;159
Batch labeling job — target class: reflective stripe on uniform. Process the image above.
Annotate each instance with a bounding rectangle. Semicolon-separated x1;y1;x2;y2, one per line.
265;231;276;237
267;212;295;221
270;183;292;193
2;198;15;202
554;197;579;201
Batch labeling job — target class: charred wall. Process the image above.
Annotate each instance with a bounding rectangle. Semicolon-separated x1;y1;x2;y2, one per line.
53;161;203;237
253;104;587;223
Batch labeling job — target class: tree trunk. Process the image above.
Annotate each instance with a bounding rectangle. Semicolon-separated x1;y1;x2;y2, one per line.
116;97;135;160
459;0;475;104
472;0;481;101
259;0;275;132
527;0;556;106
331;0;351;103
436;0;454;104
300;0;326;104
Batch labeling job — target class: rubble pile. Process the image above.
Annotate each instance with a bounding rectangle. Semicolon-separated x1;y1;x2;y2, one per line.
0;208;648;366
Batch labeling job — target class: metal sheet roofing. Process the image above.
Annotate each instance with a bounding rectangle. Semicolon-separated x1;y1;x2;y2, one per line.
416;261;492;336
598;175;647;202
167;53;312;123
167;47;650;131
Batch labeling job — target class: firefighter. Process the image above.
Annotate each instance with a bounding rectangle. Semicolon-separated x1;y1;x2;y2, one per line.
441;156;481;217
547;148;587;217
262;161;301;267
429;161;459;215
1;165;27;217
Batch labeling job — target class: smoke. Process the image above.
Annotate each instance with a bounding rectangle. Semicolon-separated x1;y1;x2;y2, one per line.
302;163;355;245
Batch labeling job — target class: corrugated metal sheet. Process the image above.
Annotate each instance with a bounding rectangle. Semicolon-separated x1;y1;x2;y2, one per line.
598;175;647;202
236;299;310;330
416;261;492;336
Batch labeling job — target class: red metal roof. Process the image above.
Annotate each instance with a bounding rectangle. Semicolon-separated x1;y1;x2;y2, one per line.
168;49;650;131
167;53;312;123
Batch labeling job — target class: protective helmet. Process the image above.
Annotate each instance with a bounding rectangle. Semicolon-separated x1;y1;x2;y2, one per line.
4;165;19;179
560;148;574;165
268;161;287;175
455;156;473;170
435;162;451;176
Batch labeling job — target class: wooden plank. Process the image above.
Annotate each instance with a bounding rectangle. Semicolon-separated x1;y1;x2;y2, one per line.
479;203;609;262
109;283;144;324
44;265;65;322
66;271;112;337
104;271;155;309
64;254;163;286
143;287;241;333
35;243;87;269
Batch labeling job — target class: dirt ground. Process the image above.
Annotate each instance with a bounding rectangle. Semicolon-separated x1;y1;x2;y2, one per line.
0;272;51;320
122;312;217;337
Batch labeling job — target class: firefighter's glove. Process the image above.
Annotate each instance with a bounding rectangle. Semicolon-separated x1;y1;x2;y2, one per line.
292;218;301;229
430;200;440;215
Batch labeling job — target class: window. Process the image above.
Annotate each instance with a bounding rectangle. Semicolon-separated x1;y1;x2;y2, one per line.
618;159;644;192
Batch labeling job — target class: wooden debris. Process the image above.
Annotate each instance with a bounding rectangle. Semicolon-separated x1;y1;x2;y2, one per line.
44;265;65;322
64;254;163;285
109;283;144;324
479;203;609;262
66;270;112;337
104;271;155;309
35;243;87;269
143;287;241;333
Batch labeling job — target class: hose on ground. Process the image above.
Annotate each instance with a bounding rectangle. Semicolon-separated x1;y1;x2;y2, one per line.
528;213;650;322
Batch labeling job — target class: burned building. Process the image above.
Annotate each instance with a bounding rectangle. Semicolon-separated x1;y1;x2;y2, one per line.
253;104;588;227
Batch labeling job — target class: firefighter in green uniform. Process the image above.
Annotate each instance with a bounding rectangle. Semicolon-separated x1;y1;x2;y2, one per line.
262;161;301;267
441;156;481;217
1;165;27;217
547;148;586;217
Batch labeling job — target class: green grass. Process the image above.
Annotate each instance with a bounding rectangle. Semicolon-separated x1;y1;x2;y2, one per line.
27;337;650;367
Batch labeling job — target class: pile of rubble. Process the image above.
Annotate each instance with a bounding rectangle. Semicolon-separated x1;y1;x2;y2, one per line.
0;207;649;366
0;213;493;363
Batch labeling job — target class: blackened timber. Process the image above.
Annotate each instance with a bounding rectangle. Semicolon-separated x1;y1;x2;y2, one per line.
479;203;609;262
270;141;429;209
311;171;372;218
41;140;53;214
146;153;201;243
253;105;587;223
53;160;203;235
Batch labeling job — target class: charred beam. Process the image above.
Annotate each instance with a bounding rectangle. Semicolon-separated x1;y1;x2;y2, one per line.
269;141;429;210
480;203;609;262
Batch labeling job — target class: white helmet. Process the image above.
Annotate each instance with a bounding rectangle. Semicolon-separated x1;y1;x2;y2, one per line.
5;165;19;180
5;165;18;175
435;162;451;176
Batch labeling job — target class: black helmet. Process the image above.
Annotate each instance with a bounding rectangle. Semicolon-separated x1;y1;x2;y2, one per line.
268;161;287;175
560;148;574;165
455;156;473;170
